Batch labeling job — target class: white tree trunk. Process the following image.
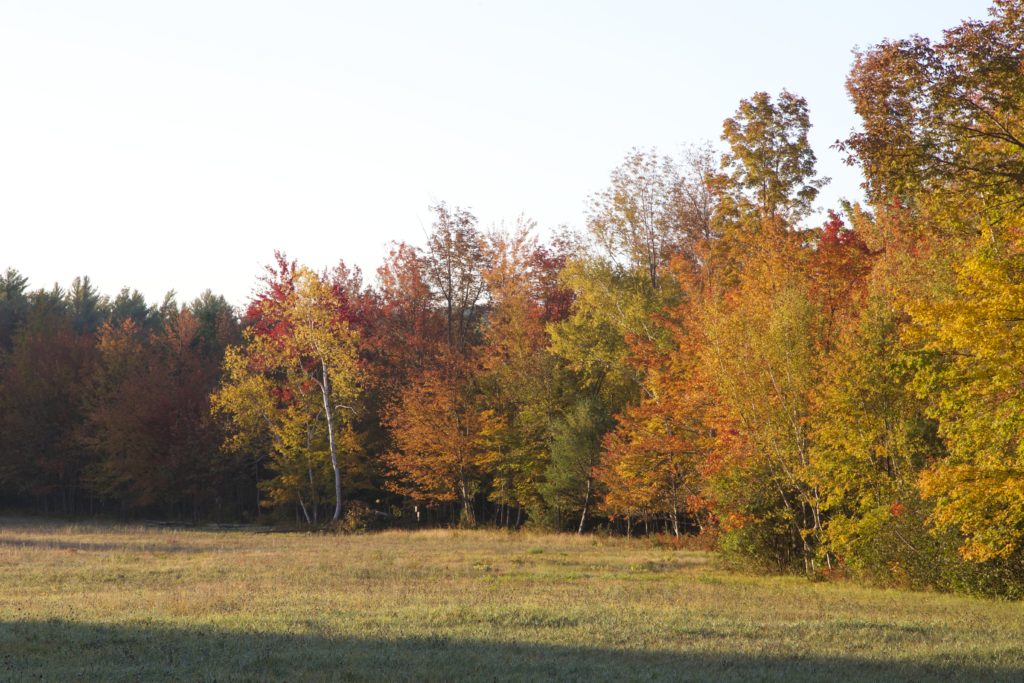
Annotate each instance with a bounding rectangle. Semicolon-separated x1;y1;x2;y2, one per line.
320;360;344;522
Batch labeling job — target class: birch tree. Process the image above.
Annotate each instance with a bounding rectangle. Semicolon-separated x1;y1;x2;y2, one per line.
213;262;362;522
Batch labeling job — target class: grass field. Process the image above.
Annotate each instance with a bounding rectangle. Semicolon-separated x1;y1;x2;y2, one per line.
1;518;1022;681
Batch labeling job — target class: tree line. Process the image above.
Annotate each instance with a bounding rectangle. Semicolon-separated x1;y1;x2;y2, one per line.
4;1;1024;595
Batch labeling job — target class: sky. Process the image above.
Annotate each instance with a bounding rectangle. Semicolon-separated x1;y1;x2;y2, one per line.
0;1;995;308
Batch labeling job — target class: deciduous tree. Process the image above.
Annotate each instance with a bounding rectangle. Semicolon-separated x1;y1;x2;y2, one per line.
213;260;362;522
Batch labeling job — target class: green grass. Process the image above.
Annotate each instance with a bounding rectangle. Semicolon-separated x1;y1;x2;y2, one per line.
1;518;1022;681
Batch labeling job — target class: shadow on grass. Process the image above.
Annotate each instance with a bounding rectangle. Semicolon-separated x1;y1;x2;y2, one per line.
0;619;1019;682
0;538;202;553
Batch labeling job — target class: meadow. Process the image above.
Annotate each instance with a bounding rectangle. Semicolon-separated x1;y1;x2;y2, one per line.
1;518;1022;681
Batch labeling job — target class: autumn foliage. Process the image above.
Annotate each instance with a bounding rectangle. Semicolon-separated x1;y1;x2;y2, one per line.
4;1;1024;597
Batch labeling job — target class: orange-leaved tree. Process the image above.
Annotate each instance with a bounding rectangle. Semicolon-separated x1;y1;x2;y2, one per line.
384;358;497;525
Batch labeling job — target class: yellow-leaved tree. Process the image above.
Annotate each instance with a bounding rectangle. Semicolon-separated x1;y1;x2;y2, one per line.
910;234;1024;562
212;261;362;523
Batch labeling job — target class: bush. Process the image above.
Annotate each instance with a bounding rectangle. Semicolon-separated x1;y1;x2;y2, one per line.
336;501;377;534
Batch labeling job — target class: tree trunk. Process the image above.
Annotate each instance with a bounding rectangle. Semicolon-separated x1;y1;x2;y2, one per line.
577;476;592;535
459;480;475;526
320;361;344;522
297;495;311;524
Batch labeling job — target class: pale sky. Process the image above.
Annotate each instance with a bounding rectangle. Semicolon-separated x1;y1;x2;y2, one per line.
1;1;993;307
